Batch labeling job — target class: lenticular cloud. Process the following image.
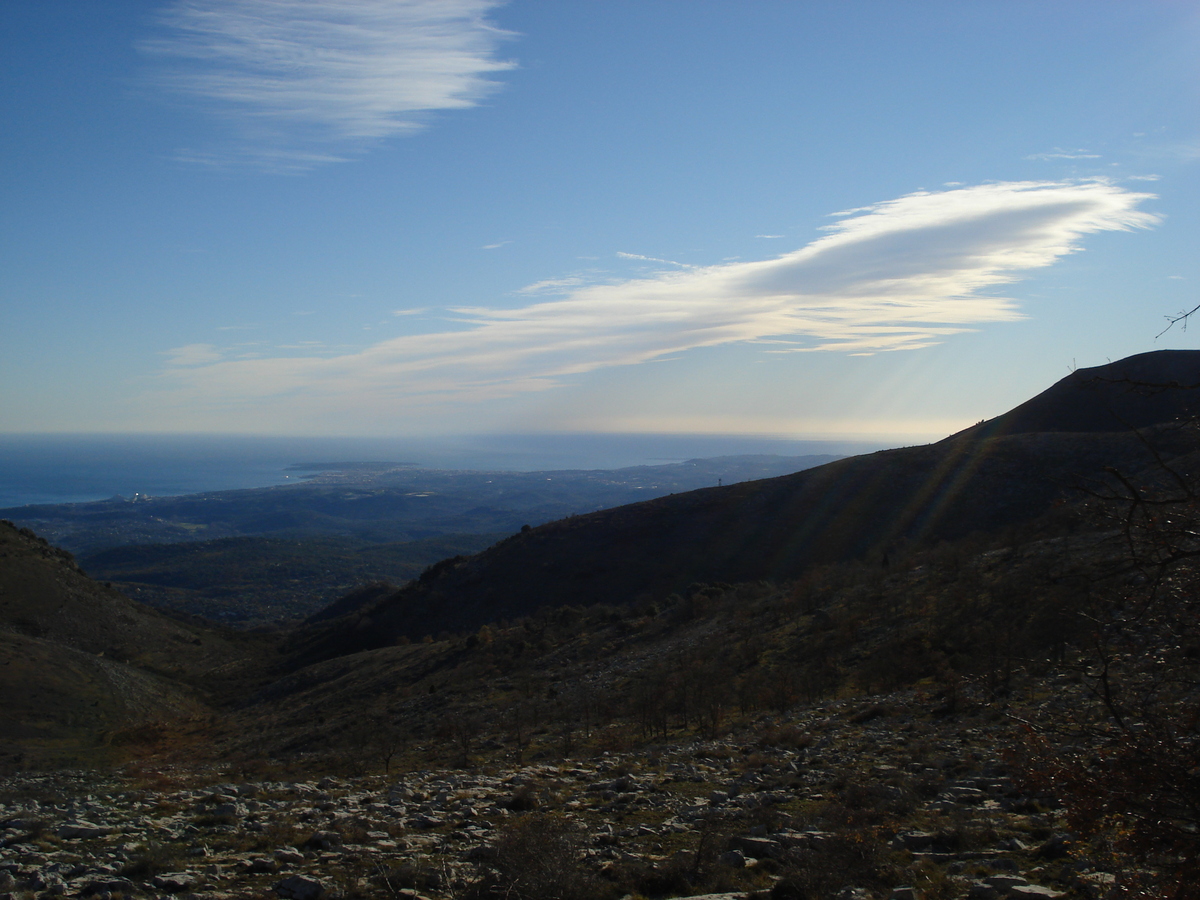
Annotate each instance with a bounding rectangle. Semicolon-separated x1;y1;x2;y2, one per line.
159;180;1157;413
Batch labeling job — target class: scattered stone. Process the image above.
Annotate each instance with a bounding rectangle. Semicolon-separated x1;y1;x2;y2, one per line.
275;874;325;900
304;830;341;850
986;875;1031;891
56;823;113;839
1009;887;1066;900
717;849;745;868
0;686;1107;900
893;831;937;851
970;876;1061;900
79;878;137;897
152;872;195;892
733;836;780;858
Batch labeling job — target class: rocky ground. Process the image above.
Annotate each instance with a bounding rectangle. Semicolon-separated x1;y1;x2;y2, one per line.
0;687;1116;900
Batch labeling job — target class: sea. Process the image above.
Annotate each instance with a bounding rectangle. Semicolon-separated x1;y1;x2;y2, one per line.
0;433;889;509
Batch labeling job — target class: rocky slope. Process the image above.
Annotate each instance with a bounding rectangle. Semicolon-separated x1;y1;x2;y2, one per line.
0;686;1091;900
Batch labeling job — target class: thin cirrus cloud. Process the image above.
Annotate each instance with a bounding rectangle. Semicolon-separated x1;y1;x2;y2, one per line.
142;0;516;170
155;181;1157;424
516;277;586;295
162;343;224;366
1025;148;1102;160
617;251;692;269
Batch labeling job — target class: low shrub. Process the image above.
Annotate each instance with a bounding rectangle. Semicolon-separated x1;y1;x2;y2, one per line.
119;842;181;879
465;813;604;900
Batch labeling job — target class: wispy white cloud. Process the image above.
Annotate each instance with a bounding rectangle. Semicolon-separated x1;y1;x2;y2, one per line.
152;181;1157;423
516;276;585;295
1026;148;1102;160
163;343;224;366
755;234;785;239
143;0;516;170
482;240;513;250
617;251;691;268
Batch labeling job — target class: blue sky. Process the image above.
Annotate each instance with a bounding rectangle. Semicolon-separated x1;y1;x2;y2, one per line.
2;1;1199;442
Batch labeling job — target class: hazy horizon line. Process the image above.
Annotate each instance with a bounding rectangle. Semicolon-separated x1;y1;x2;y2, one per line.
0;429;940;445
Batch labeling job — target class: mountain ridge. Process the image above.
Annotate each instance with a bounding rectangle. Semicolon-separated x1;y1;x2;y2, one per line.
966;348;1200;437
288;351;1200;662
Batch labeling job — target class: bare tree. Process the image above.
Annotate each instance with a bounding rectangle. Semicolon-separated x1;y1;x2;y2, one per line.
1013;433;1200;899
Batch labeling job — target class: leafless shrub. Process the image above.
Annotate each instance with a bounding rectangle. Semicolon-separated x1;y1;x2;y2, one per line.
770;831;899;900
1011;418;1200;898
501;782;540;811
118;842;181;879
464;812;603;900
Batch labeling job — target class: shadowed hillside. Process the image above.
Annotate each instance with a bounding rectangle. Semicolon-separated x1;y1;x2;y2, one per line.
288;351;1200;661
77;532;505;627
0;521;270;765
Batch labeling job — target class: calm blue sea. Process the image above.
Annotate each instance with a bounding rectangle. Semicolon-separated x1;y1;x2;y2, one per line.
0;433;887;509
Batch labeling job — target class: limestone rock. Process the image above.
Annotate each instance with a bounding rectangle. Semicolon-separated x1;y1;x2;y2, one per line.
275;875;325;900
733;836;781;858
56;823;113;839
1009;887;1066;900
152;871;195;892
717;849;745;868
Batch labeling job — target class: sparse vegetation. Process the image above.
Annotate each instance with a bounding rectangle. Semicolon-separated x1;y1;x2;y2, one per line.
5;353;1200;897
